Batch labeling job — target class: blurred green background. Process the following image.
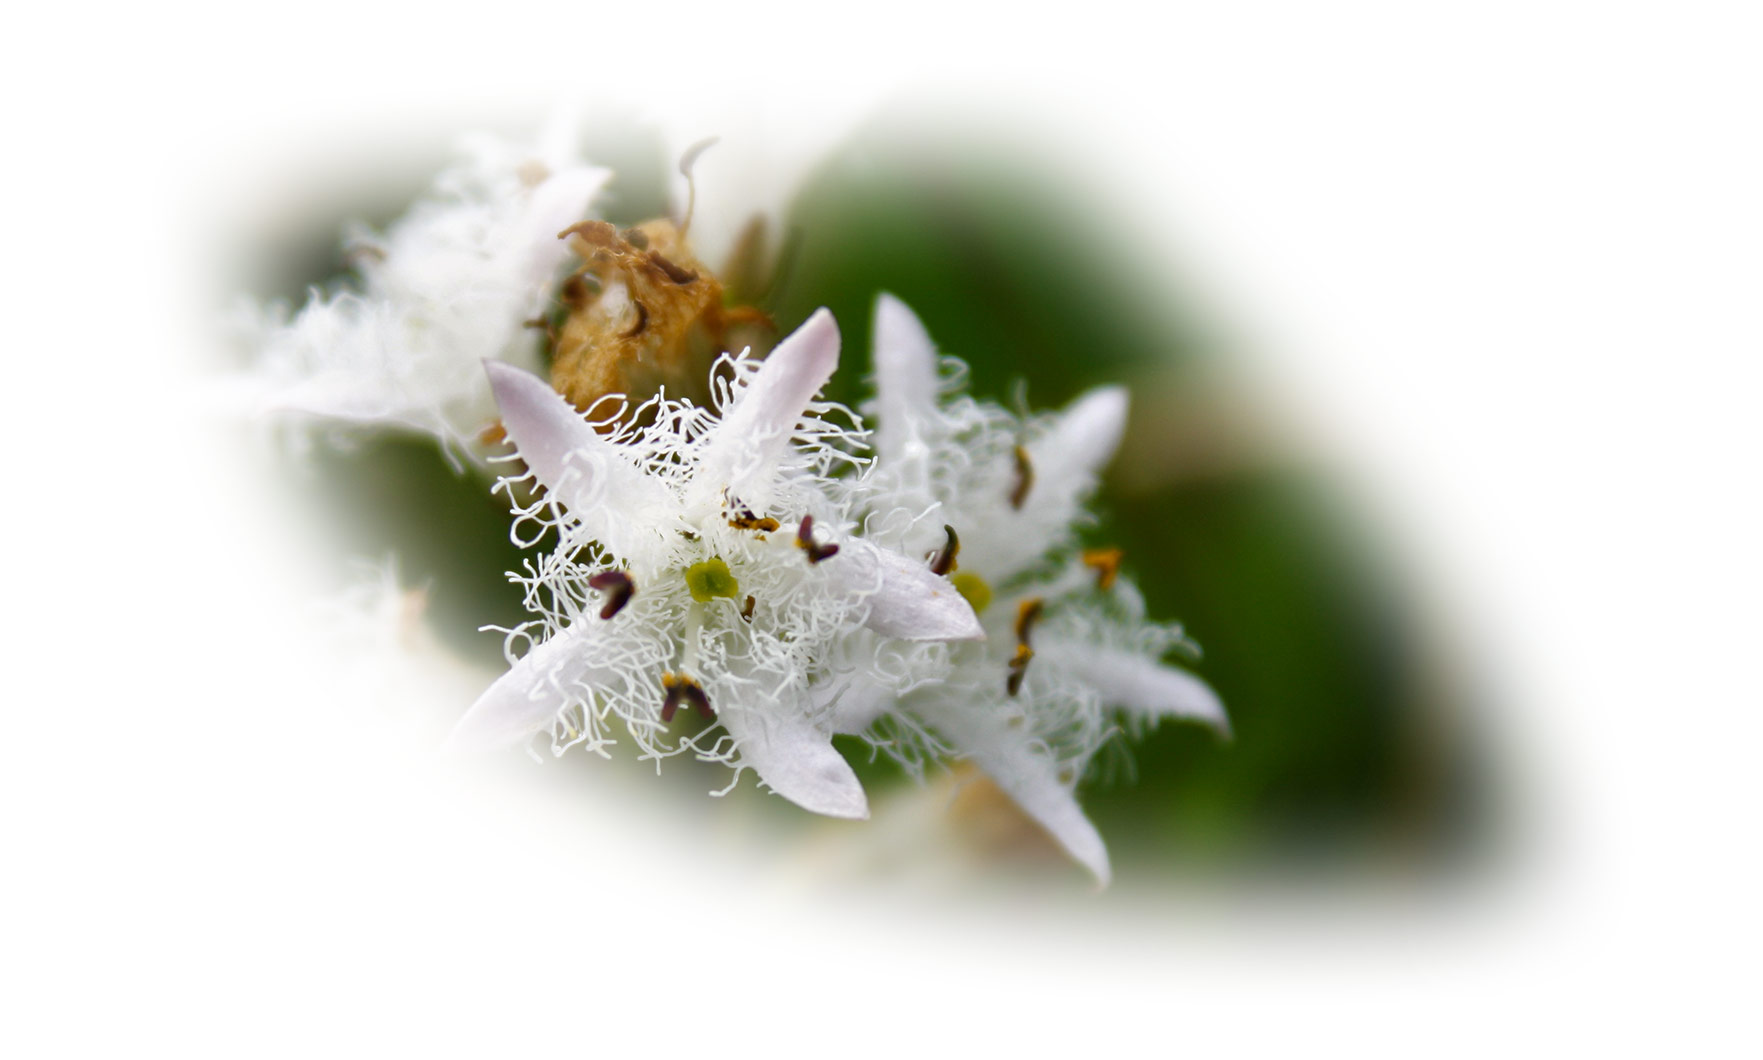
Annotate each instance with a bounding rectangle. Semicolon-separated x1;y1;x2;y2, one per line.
278;110;1493;885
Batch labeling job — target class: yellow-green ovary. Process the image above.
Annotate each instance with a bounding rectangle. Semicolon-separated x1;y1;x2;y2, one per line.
684;557;741;602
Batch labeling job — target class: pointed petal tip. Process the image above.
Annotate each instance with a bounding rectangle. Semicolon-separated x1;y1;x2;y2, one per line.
1083;384;1131;411
1066;385;1130;445
809;789;871;821
481;357;521;385
1167;669;1230;734
720;703;870;820
870;293;941;461
442;631;583;756
482;358;550;413
914;582;985;641
871;292;936;377
759;761;871;820
944;602;987;642
1056;813;1112;889
841;540;987;642
784;306;840;364
442;701;535;757
873;291;924;339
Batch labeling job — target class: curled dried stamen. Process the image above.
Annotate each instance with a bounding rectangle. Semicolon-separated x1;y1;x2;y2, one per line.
795;515;840;564
928;524;960;576
522;316;557;346
587;570;635;620
660;672;714;722
740;595;756;622
1010;445;1035;510
647;250;698;285
558;219;620;246
559;272;601;310
1081;547;1124;591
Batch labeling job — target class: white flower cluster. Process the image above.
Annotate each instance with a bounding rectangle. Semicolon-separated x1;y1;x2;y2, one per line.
453;298;1225;884
451;312;982;818
244;133;1225;883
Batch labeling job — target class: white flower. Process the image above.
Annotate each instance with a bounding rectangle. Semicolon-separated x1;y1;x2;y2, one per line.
448;309;984;819
838;294;1229;885
238;125;609;458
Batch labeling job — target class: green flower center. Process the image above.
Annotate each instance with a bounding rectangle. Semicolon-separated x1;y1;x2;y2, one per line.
684;557;741;602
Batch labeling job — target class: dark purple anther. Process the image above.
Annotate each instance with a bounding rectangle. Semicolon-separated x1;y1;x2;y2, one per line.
795;515;840;564
587;570;635;620
660;673;714;722
929;524;960;576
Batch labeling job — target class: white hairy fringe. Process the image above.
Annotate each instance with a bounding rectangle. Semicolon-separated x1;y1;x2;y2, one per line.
241;133;606;462
487;350;948;784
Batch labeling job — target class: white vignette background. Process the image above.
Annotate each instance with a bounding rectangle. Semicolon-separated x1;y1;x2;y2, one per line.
6;1;1760;1054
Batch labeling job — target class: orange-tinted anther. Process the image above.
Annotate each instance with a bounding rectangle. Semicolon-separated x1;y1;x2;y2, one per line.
1081;548;1124;591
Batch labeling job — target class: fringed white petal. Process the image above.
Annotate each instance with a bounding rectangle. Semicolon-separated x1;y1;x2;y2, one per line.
871;293;942;463
512;165;610;293
1048;638;1230;736
445;625;595;752
693;308;840;510
811;658;896;736
911;698;1112;886
1024;386;1129;510
485;361;677;557
718;701;869;819
820;536;985;642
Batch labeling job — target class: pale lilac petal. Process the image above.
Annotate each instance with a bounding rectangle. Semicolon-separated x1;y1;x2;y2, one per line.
871;293;941;462
911;698;1111;886
1023;386;1129;509
445;625;595;752
1048;639;1230;736
485;361;676;556
718;702;869;819
820;536;985;642
694;308;840;508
